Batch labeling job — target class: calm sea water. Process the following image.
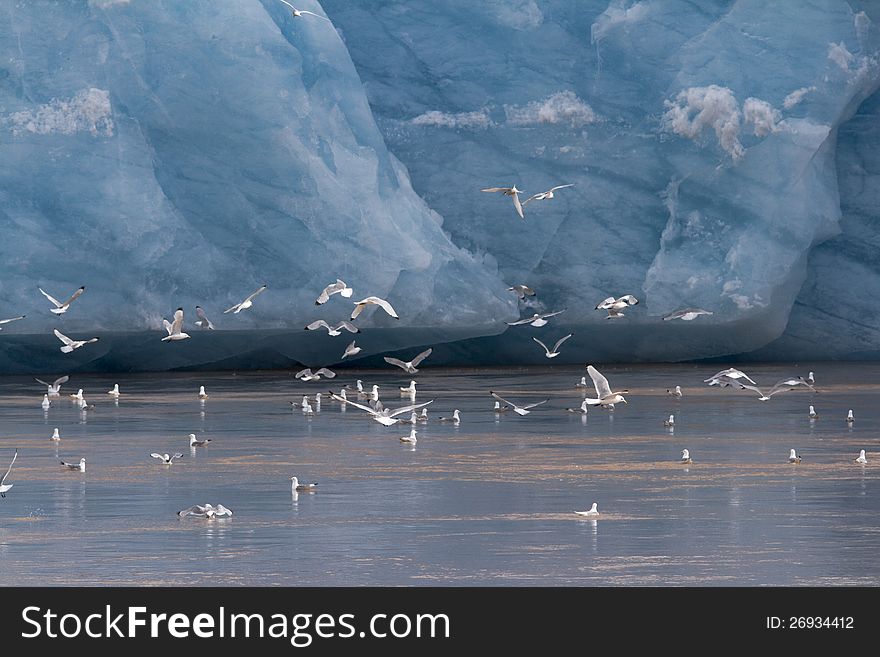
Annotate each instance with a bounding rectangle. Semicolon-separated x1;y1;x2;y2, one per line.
0;363;878;586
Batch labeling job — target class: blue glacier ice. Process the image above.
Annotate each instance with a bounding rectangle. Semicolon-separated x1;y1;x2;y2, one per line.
0;0;879;372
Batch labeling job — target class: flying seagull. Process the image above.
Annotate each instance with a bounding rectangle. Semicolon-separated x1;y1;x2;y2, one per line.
595;295;639;319
224;285;267;314
295;368;336;381
178;503;233;518
0;450;17;498
327;393;433;426
315;279;353;305
662;308;714;321
35;375;69;396
489;391;549;416
584;365;628;407
195;306;214;330
522;184;574;205
481;186;525;219
383;348;433;374
532;334;572;358
151;452;184;465
0;315;25;330
506;310;565;327
304;319;360;336
290;476;318;491
704;368;757;386
350;296;399;320
54;329;99;354
277;0;332;20
162;308;191;342
39;286;85;315
574;503;599;517
507;285;536;300
341;340;362;359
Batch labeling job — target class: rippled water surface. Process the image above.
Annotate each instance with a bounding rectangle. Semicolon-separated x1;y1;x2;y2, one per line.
1;364;878;586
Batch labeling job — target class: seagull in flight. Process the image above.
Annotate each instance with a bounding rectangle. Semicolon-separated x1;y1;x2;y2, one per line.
178;503;233;518
54;329;99;354
0;450;17;498
39;286;85;315
0;315;25;330
277;0;331;21
351;296;399;320
341;340;362;359
481;186;526;219
305;319;360;336
189;434;212;447
507;284;536;300
522;184;574;205
489;391;549;416
224;285;267;314
704;368;757;386
195;306;215;330
574;502;599;517
328;393;433;426
583;365;628;407
506;310;565;327
151;452;184;465
315;279;353;305
290;476;318;491
533;334;572;358
60;457;86;472
295;368;336;381
662;308;714;321
384;348;432;374
595;295;639;319
162;308;191;342
36;375;69;396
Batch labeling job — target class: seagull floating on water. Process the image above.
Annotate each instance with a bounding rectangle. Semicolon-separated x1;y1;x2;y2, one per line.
384;348;432;374
789;449;802;464
437;409;461;424
50;428;60;441
807;371;815;385
351;296;399;321
195;306;215;330
399;380;417;395
847;409;854;423
664;414;675;427
295;367;336;381
54;329;99;354
178;503;233;518
305;319;360;336
574;502;599;517
162;308;190;342
290;476;318;491
61;458;86;472
315;279;353;305
522;184;574;206
151;452;183;465
680;449;693;464
506;310;565;327
662;308;714;321
584;365;628;407
809;405;819;419
507;284;535;300
107;384;120;397
0;450;17;498
224;285;267;314
595;295;639;319
575;376;589;389
39;285;85;315
400;429;418;445
189;433;212;447
667;386;682;398
41;394;50;410
855;449;867;464
36;375;69;396
198;386;209;400
481;185;526;219
566;400;589;414
533;334;572;358
489;392;549;416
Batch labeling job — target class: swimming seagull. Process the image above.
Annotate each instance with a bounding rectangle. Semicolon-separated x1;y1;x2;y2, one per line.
41;394;51;410
277;0;332;20
575;376;589;389
584;365;628;407
107;384;120;397
481;186;526;219
0;450;17;497
807;371;815;385
350;296;399;320
522;184;574;205
399;380;417;395
533;334;572;358
507;284;536;300
304;319;360;336
151;452;184;465
177;503;233;518
162;308;191;342
595;295;639;319
574;502;599;517
680;449;693;464
847;409;854;423
489;392;549;416
789;449;802;464
662;308;714;321
506;310;566;327
0;315;25;329
54;329;99;354
437;409;460;424
223;285;267;314
855;449;867;464
341;340;362;359
704;368;757;386
290;476;318;491
664;414;675;427
295;368;336;381
809;405;819;419
198;386;209;400
189;434;211;447
400;429;418;445
315;279;353;305
35;375;69;396
39;286;85;315
566;400;589;414
667;386;683;398
384;348;433;374
60;458;86;472
69;388;84;401
327;393;433;426
195;306;215;330
50;428;60;441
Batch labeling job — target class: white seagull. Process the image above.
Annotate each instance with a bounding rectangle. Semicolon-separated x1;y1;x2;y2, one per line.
198;386;209;400
189;434;212;447
704;368;757;386
0;450;17;498
847;409;854;423
855;449;867;464
162;308;190;342
295;368;336;381
315;279;353;305
481;185;526;219
107;384;120;397
680;449;693;464
574;502;599;517
277;0;331;20
39;286;85;315
305;319;360;336
36;375;69;396
667;386;683;398
489;391;549;416
342;340;362;359
506;310;566;327
533;334;572;358
809;405;819;419
575;376;589;389
290;476;318;491
789;449;802;464
437;409;461;424
0;315;25;329
350;296;399;321
195;306;215;330
494;400;510;413
69;388;84;401
664;414;675;427
807;371;815;385
400;429;418;445
400;380;417;395
507;284;536;300
584;365;628;407
522;184;574;205
566;400;589;414
60;457;86;472
151;452;184;465
327;393;433;426
54;329;99;354
178;503;233;518
41;394;51;410
224;285;267;314
595;295;639;319
662;308;714;321
384;348;432;374
50;428;60;441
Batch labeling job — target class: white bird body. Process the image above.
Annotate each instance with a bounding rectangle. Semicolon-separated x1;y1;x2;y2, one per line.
704;368;756;386
61;457;86;472
341;340;362;359
161;308;191;342
315;279;353;305
566;400;589;414
575;376;588;389
664;414;675;427
583;365;628;407
41;394;50;410
533;333;572;358
290;476;318;491
328;393;433;426
481;185;526;219
305;319;360;336
668;386;682;398
198;386;209;400
574;502;599;517
195;306;215;330
69;388;84;400
680;449;692;464
0;450;17;497
662;308;713;321
36;375;69;396
489;392;548;416
506;310;565;327
507;284;535;299
400;380;417;394
847;409;855;423
39;286;85;315
809;405;819;419
351;296;399;321
595;295;639;319
295;368;336;382
494;401;510;413
277;0;331;20
807;371;815;385
178;503;233;518
151;452;183;465
0;315;25;329
855;449;867;464
107;384;120;397
400;429;418;445
54;329;99;353
438;409;460;424
51;428;60;441
789;449;801;464
418;408;429;422
522;184;574;205
384;349;432;374
224;285;267;314
189;433;212;447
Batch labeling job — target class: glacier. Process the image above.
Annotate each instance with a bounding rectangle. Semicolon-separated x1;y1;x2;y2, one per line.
0;0;879;372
